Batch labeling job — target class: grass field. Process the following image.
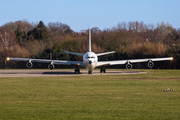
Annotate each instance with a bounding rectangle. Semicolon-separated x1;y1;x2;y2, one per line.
0;69;180;120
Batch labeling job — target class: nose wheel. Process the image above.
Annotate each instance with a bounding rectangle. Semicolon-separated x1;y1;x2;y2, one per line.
88;70;92;74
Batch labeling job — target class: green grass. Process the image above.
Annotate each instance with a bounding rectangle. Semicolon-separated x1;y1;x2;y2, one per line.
0;69;180;120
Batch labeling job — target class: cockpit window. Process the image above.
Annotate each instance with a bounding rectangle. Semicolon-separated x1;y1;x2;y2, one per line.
86;56;95;59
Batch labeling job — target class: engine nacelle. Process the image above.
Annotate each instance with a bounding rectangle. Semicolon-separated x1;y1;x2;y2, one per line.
48;64;54;70
147;61;154;68
126;63;132;69
26;62;33;68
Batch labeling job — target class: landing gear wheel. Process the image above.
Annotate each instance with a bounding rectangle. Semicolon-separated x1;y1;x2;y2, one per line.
88;70;92;74
75;68;80;74
100;68;106;73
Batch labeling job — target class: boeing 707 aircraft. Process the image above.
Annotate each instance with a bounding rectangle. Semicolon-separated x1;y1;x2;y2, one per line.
7;26;173;74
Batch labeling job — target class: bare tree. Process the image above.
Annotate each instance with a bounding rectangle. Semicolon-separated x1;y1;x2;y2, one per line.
0;27;17;51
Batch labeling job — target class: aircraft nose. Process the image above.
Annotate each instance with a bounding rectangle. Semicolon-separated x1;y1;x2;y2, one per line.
89;60;92;64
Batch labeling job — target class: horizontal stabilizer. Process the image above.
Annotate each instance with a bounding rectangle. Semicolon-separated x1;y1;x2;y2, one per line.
96;51;115;56
64;51;84;56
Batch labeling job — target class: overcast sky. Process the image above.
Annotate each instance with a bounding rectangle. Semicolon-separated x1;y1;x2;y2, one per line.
0;0;179;32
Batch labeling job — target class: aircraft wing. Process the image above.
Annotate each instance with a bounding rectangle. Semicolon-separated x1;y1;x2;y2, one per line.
96;57;173;67
7;57;83;66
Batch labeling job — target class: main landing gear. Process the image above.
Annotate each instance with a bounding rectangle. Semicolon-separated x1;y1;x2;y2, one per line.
74;66;80;74
100;67;106;73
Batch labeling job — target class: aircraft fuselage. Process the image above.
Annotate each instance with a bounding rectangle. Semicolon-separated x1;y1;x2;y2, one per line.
83;52;98;69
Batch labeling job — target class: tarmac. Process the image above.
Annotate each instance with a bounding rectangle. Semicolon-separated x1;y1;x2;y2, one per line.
0;69;147;77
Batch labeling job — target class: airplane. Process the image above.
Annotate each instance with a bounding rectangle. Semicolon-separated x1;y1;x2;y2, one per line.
6;26;173;74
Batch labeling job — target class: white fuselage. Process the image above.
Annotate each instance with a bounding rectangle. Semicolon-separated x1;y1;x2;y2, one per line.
83;52;98;69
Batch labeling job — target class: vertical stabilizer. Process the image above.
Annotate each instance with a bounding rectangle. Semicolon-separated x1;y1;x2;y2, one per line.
89;26;91;52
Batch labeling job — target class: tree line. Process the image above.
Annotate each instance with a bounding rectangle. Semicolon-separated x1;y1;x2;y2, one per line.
0;20;179;69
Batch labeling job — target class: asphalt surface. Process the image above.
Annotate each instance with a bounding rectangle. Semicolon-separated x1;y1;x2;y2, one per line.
0;70;147;77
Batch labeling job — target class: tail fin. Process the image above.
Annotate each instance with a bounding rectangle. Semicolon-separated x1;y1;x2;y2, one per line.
89;26;91;52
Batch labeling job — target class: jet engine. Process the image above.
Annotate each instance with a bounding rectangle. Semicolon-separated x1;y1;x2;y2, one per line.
126;63;132;69
126;61;132;69
26;62;33;68
48;64;54;70
147;61;154;68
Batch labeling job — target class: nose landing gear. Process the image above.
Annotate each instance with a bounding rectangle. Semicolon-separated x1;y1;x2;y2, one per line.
88;69;92;74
